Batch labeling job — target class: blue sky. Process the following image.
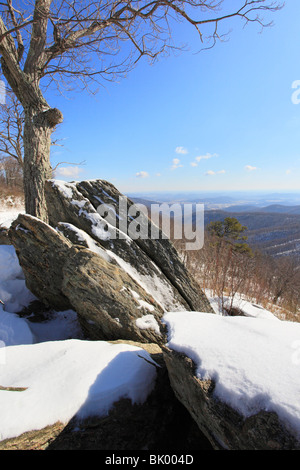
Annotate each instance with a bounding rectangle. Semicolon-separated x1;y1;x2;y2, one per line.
49;1;300;194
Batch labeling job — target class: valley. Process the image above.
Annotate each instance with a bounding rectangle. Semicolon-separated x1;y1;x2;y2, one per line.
129;191;300;260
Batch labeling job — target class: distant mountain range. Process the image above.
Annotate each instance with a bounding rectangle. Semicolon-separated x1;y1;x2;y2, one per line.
128;190;300;210
129;192;300;259
223;204;300;215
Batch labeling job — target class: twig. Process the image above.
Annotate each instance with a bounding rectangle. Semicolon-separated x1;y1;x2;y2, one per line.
137;354;161;369
0;385;27;392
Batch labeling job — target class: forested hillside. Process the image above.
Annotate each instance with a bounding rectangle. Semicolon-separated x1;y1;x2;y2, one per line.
204;210;300;259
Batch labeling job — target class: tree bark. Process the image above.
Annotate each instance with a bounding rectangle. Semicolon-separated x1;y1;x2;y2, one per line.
1;55;62;221
23;106;63;222
0;2;58;222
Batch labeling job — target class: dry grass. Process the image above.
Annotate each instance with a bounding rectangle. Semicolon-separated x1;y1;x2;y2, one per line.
0;182;24;199
0;183;24;212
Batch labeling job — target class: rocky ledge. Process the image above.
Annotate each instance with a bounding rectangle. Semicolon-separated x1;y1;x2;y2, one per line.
162;347;300;450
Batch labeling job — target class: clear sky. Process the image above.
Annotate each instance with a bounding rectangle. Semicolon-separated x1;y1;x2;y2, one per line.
48;1;300;195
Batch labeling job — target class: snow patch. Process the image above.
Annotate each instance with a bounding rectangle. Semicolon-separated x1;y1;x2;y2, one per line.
0;308;35;346
0;197;24;228
206;290;279;320
50;179;76;199
130;289;155;312
0;245;36;314
136;315;161;335
57;223;112;263
0;340;158;441
107;250;185;312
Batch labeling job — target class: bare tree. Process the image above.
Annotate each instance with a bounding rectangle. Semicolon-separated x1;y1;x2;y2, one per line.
0;88;24;169
0;0;283;221
0;87;78;185
0;88;24;189
0;155;23;187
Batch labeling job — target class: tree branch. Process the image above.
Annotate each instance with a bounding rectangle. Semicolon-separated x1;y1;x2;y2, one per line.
6;0;25;62
24;0;52;76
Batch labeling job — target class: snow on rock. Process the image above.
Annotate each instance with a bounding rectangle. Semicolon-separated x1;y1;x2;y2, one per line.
57;222;113;264
136;314;161;336
0;339;158;441
130;289;155;312
107;250;186;312
163;311;300;438
49;179;76;199
48;179;112;241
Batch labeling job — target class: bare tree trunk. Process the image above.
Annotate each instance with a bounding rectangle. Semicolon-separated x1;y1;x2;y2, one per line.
23;106;63;222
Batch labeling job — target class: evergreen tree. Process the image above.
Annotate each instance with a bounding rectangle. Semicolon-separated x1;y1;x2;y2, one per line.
207;217;253;256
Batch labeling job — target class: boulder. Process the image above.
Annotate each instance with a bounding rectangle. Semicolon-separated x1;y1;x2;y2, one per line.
56;220;190;314
76;179;211;312
8;179;213;342
162;347;300;450
9;214;166;344
9;214;73;311
45;179;213;314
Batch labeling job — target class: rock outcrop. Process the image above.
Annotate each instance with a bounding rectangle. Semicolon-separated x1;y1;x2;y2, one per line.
75;179;210;312
8;179;213;342
10;214;166;344
5;177;300;450
162;346;300;450
44;179;213;313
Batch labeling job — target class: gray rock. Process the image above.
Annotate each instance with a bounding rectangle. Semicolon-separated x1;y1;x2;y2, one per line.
45;179;213;314
162;346;300;450
76;179;212;313
44;179;111;246
9;214;166;344
45;180;190;313
62;246;166;344
9;179;214;342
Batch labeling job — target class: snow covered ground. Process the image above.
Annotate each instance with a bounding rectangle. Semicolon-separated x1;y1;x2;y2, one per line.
206;290;279;320
1;207;300;446
0;339;157;441
0;199;24;229
0;242;158;442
